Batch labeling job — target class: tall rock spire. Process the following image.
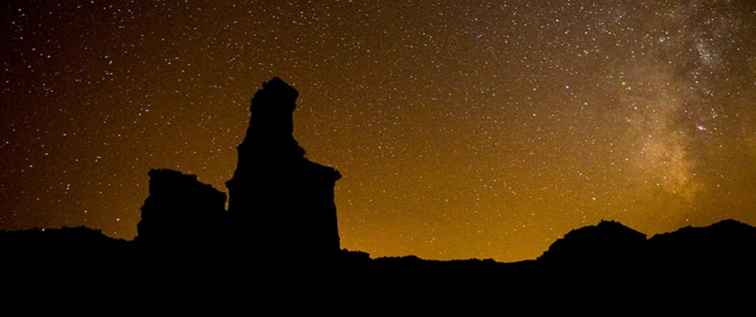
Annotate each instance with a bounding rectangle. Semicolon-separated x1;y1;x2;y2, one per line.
240;77;304;158
226;77;341;260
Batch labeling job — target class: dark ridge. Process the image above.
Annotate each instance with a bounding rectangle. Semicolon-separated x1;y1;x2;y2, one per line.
0;226;131;253
537;220;647;267
647;219;756;272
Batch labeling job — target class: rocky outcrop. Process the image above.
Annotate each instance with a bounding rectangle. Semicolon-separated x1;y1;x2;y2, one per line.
129;78;341;261
136;169;227;248
226;78;341;260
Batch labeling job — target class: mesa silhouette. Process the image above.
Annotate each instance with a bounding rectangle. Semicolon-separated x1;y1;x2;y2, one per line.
1;78;754;279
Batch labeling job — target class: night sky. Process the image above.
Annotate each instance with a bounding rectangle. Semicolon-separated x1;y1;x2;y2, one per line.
1;0;755;261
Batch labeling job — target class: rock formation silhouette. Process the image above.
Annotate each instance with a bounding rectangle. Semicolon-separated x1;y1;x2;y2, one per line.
136;169;227;250
126;78;341;262
226;77;341;260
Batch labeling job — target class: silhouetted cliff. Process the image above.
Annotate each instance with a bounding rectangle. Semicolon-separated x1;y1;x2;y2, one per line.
226;77;341;260
124;78;340;263
137;169;227;250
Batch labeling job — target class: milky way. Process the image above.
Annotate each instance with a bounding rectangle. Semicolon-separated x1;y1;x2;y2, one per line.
1;0;755;261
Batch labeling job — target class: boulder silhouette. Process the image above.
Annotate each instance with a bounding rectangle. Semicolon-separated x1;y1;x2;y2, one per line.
226;77;341;261
136;169;227;249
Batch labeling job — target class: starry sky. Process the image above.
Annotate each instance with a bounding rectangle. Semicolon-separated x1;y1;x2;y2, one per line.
1;0;755;261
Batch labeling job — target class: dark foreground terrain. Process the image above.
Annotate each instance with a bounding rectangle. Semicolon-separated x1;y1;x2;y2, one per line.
1;218;753;282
